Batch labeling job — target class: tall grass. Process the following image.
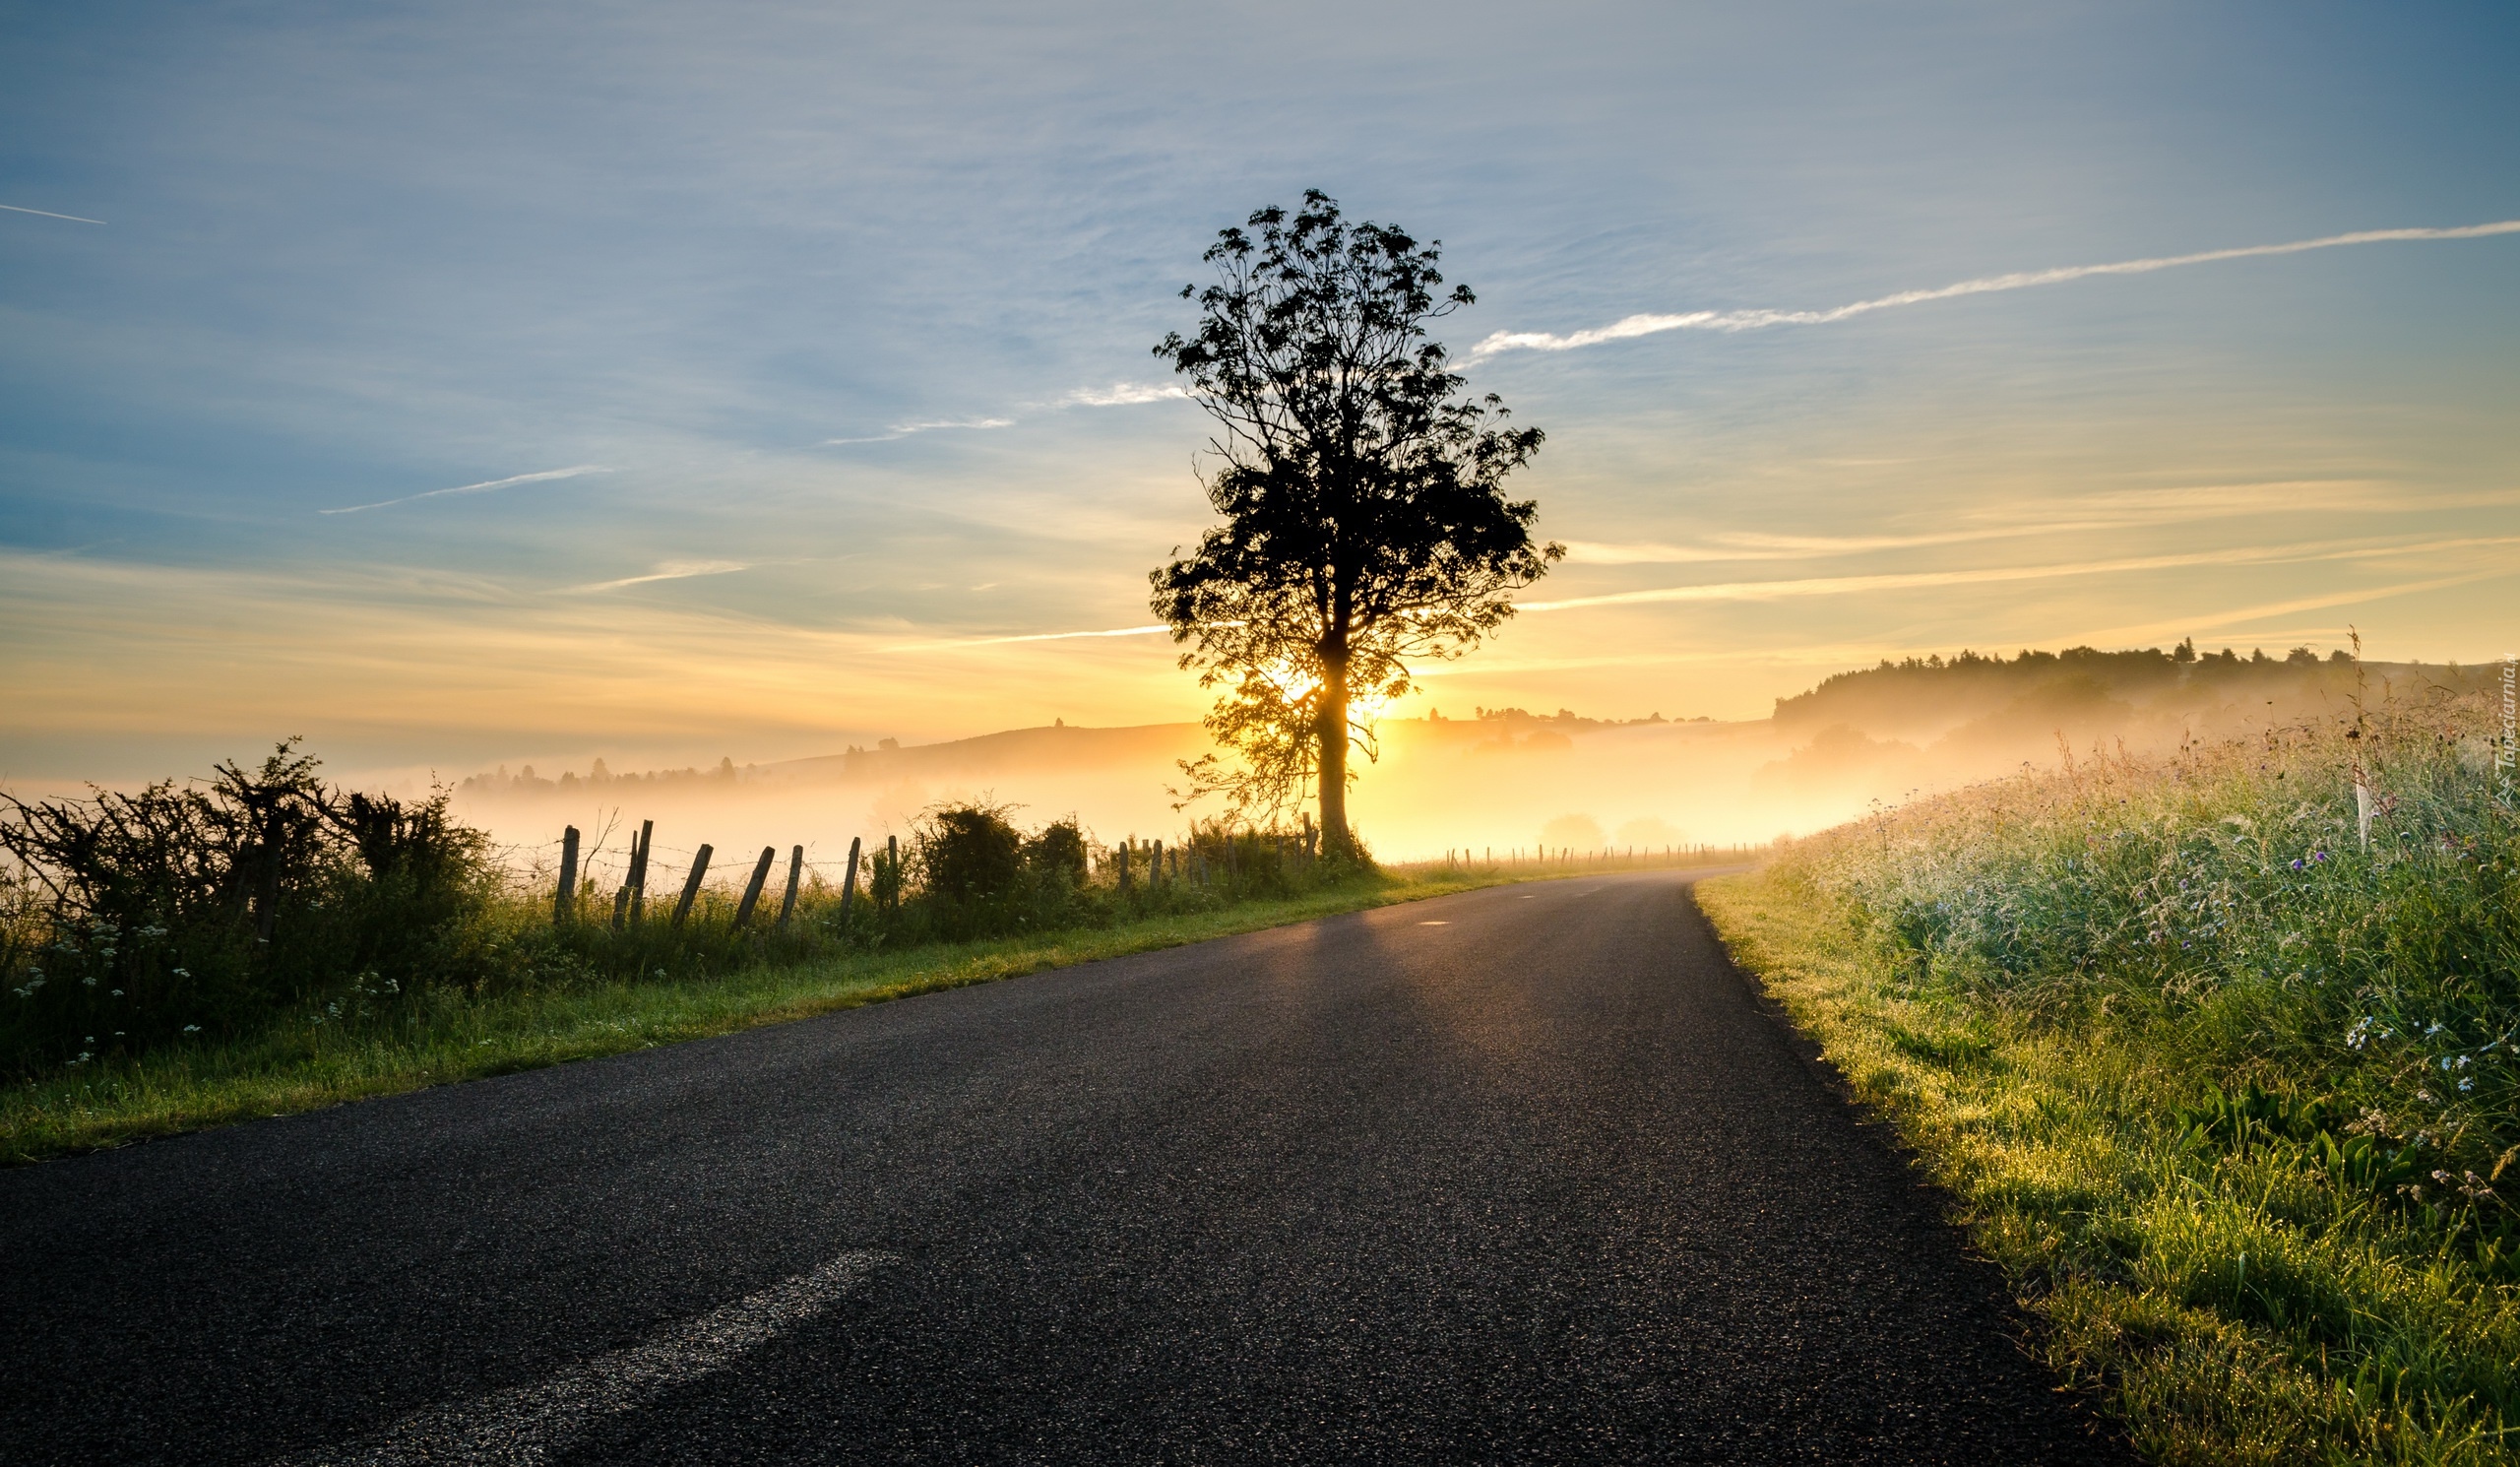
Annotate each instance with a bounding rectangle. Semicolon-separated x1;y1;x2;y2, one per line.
1699;678;2520;1464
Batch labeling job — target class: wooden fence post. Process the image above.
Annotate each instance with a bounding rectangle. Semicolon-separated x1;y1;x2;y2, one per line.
611;885;630;931
886;835;900;912
671;845;712;927
1117;841;1132;893
627;819;654;925
840;836;862;919
733;845;776;928
553;826;580;924
777;845;803;926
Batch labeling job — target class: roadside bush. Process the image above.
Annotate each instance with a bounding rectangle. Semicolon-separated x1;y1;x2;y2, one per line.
1028;819;1089;887
0;742;489;1072
920;804;1027;903
904;803;1108;941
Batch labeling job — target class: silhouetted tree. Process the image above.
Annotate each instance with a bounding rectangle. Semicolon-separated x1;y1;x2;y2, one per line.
1150;191;1558;860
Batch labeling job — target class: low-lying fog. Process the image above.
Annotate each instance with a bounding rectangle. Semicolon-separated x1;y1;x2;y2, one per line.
448;649;2482;888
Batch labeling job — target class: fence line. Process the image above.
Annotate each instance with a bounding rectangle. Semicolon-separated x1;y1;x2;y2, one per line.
530;818;1765;925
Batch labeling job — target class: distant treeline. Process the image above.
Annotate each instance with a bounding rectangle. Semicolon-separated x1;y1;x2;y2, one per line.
1448;707;1715;728
1771;641;2483;739
458;754;764;797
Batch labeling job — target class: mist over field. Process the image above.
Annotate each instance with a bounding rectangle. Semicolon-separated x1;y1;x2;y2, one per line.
445;645;2487;882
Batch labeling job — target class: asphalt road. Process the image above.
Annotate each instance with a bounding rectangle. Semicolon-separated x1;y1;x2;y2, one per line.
0;873;2129;1465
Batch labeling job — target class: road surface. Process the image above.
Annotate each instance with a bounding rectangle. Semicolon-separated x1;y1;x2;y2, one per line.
0;873;2126;1464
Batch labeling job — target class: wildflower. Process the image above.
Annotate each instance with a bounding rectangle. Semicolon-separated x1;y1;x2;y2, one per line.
2290;859;2304;871
171;968;189;978
181;1025;200;1034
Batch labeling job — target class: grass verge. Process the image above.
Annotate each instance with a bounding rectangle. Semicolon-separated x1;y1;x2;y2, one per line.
5;869;1503;1166
1695;697;2520;1466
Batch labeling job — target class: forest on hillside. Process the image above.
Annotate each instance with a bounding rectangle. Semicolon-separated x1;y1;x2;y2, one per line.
1773;641;2482;739
1756;641;2492;806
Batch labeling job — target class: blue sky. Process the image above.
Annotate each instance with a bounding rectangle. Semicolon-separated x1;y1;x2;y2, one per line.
3;1;2516;778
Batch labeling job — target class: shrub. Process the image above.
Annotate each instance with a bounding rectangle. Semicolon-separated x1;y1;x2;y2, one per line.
1028;819;1089;887
919;803;1027;903
0;742;489;1071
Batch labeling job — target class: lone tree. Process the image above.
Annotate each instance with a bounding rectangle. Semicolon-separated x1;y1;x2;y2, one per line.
1151;191;1559;861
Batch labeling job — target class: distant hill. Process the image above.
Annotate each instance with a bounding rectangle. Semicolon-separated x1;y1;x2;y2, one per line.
456;723;1208;799
759;723;1206;785
440;642;2494;868
1772;643;2479;744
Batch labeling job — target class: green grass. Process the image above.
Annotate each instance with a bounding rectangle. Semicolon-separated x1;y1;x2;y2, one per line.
1696;690;2520;1466
2;868;1507;1165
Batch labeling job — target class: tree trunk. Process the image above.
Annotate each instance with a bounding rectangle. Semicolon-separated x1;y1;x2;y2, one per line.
1316;656;1353;860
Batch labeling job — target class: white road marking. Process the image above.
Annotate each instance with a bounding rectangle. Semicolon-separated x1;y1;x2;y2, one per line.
279;1251;894;1466
1418;921;1450;925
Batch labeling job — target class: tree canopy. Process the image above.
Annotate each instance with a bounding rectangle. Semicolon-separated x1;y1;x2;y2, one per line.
1150;190;1559;858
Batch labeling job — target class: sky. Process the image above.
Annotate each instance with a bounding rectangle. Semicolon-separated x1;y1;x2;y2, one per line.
3;0;2517;785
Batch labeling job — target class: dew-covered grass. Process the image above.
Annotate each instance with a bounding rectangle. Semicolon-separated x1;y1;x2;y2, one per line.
1699;682;2520;1465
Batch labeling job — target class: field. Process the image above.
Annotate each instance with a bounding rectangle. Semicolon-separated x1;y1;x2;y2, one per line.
1699;677;2519;1465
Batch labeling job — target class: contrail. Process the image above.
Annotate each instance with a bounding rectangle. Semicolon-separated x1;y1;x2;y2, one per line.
1470;218;2520;357
822;417;1013;446
883;623;1169;652
1516;534;2520;612
1063;382;1186;407
566;560;750;594
320;465;610;515
0;203;104;224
